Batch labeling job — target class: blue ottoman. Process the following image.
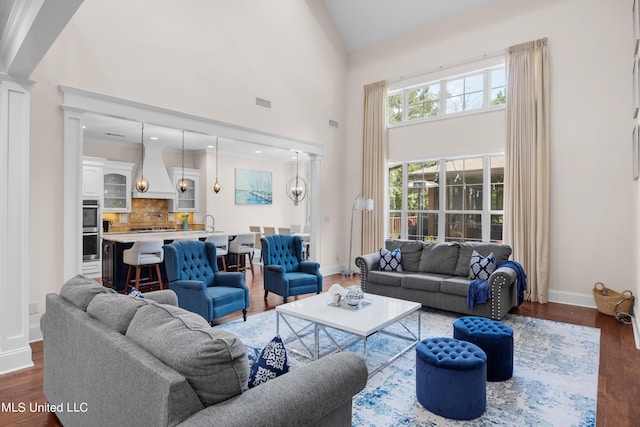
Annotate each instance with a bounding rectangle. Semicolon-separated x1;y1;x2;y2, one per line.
453;316;514;381
415;337;487;420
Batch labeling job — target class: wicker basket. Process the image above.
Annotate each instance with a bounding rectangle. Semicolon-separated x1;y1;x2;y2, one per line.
592;282;634;316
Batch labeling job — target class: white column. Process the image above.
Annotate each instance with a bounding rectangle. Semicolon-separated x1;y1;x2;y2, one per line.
62;106;85;281
0;75;33;374
308;154;322;263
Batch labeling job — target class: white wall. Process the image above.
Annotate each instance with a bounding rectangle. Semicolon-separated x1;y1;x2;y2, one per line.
345;0;634;304
28;0;348;330
203;152;307;233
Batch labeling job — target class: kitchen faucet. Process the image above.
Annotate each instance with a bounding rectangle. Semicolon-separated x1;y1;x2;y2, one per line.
203;214;215;233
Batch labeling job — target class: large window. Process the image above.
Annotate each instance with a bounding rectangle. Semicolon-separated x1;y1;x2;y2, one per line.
388;155;504;243
388;65;505;126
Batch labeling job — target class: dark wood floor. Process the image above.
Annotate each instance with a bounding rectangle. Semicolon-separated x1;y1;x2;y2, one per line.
0;268;638;426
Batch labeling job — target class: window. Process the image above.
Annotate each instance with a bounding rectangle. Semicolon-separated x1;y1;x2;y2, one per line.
388;155;504;243
408;84;440;120
446;74;483;113
388;65;505;126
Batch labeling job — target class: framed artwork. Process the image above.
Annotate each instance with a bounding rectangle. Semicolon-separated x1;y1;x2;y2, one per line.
634;126;639;181
235;169;273;205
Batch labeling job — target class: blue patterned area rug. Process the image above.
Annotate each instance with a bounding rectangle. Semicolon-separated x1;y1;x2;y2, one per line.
216;307;599;427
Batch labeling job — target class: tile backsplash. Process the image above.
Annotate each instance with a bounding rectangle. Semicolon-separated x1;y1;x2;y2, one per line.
102;198;197;232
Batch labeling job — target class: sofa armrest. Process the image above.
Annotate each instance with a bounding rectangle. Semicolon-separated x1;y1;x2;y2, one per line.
355;252;380;292
144;289;178;306
176;352;368;427
489;266;517;288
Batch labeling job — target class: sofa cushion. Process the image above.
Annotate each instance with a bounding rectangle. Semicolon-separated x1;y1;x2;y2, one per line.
385;239;424;272
401;273;450;292
86;293;152;334
60;274;114;311
126;303;249;407
418;242;460;275
469;250;496;281
367;270;403;287
440;277;473;297
248;336;291;388
455;243;512;277
379;247;403;272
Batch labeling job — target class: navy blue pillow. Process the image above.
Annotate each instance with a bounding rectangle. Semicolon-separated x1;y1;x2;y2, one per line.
248;336;290;388
379;247;403;272
469;250;496;281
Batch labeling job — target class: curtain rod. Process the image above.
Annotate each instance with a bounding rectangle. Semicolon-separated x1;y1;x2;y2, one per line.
386;48;506;86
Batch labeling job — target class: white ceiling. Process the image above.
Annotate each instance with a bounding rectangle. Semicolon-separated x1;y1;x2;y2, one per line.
82;1;498;160
322;0;497;53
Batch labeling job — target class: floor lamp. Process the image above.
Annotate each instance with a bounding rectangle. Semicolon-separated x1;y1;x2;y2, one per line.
347;194;374;277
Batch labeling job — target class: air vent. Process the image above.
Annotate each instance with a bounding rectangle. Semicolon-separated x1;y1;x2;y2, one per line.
255;97;272;109
105;132;126;138
328;119;339;129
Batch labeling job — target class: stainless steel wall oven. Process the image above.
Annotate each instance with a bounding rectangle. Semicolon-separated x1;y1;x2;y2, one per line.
83;199;100;261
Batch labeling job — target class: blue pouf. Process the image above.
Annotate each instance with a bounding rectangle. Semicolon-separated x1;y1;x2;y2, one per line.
453;316;514;382
415;337;487;420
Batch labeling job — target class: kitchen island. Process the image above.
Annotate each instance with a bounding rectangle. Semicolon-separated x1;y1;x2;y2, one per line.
102;230;212;292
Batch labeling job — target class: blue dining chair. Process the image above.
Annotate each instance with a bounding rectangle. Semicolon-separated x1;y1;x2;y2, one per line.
261;234;322;303
163;240;249;324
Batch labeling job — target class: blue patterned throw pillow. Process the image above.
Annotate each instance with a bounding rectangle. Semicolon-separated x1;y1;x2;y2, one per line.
248;336;290;388
469;250;496;281
379;247;403;272
129;288;144;299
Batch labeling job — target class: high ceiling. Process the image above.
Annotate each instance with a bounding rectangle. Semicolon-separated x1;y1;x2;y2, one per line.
4;0;498;160
321;0;496;52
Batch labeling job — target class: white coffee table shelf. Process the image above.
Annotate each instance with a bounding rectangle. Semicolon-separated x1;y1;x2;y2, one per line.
276;292;421;377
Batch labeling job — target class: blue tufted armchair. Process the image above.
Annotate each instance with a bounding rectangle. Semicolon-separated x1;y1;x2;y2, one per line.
261;235;322;303
163;240;249;324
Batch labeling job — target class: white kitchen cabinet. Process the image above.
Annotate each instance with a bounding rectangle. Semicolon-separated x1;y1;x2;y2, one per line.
103;161;133;212
82;157;104;199
168;167;199;212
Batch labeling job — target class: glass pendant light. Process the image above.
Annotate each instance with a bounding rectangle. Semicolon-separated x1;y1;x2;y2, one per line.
177;130;188;193
286;151;307;206
135;123;149;193
212;136;222;193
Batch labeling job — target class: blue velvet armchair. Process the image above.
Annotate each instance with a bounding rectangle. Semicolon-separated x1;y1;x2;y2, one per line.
261;235;322;303
163;240;249;323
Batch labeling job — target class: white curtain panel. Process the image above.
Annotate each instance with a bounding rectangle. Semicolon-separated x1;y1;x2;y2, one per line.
504;38;550;303
361;81;388;254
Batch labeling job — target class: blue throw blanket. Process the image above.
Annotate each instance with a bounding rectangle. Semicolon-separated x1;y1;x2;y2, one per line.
466;261;527;310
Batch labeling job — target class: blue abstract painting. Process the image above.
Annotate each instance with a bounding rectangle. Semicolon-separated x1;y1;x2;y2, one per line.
235;169;272;205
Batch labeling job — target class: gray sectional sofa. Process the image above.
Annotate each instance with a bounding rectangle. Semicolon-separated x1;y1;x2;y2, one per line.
356;239;519;320
41;275;368;427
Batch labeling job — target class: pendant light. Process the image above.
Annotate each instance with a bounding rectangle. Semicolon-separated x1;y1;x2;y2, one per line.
286;151;306;206
177;130;188;193
212;136;222;193
135;123;149;193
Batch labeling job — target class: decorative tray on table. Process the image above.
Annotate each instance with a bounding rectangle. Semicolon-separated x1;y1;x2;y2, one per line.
327;298;372;311
327;287;372;311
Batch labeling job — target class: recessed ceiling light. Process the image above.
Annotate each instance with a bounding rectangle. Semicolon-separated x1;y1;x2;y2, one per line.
150;136;159;140
256;150;262;154
207;145;214;149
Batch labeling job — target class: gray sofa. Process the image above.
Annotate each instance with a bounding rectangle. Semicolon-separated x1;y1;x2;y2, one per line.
41;275;368;427
356;239;519;320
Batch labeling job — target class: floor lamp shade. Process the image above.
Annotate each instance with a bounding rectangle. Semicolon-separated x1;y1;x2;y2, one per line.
347;195;374;277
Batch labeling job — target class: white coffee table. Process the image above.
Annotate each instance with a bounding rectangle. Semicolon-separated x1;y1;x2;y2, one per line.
275;292;421;376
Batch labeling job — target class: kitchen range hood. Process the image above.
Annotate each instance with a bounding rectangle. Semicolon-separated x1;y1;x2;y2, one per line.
132;146;175;199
